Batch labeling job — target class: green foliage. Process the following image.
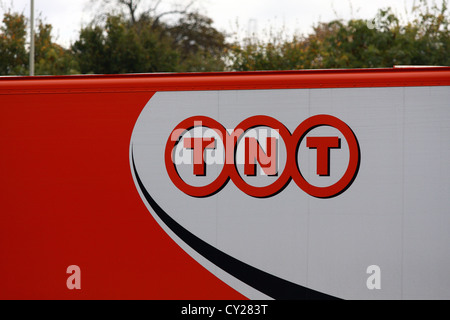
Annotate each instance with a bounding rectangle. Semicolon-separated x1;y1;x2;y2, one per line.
230;0;450;71
168;12;229;72
0;11;78;75
71;25;107;74
72;14;180;74
0;0;449;75
0;12;28;75
35;22;79;75
72;9;230;74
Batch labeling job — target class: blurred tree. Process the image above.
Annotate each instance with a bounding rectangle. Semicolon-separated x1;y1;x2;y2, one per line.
168;12;229;71
72;14;180;73
71;24;107;74
0;11;78;75
230;0;450;70
0;12;28;75
2;0;448;75
229;34;309;71
90;0;195;27
74;1;229;73
34;21;79;75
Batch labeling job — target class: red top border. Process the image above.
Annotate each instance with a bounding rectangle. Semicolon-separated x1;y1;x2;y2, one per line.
0;67;449;94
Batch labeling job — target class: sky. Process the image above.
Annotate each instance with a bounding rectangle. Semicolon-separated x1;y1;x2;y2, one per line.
0;0;424;47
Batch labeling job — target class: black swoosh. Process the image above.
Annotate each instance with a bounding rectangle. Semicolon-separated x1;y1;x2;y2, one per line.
131;148;340;300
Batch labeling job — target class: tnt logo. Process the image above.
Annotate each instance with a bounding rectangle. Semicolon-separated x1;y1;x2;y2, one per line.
165;115;360;198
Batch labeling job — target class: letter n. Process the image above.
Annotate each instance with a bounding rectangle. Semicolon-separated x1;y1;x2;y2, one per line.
244;137;278;176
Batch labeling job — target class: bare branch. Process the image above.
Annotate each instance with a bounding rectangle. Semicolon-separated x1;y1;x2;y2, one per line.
118;0;142;24
89;0;198;27
151;0;195;28
150;0;163;14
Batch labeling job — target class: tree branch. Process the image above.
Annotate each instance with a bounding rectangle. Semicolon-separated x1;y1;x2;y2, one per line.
151;0;195;29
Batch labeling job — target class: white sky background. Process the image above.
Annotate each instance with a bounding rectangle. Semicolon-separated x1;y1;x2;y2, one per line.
0;0;430;48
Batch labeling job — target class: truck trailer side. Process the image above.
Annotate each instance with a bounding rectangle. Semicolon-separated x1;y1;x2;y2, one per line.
1;67;450;300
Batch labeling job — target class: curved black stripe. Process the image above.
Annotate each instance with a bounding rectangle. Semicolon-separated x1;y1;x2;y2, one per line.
131;149;339;300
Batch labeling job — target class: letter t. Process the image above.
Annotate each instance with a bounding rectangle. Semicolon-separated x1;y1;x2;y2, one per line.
306;136;341;176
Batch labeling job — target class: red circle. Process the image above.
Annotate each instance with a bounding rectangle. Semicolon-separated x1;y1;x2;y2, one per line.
165;116;230;197
291;114;360;198
229;116;293;198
